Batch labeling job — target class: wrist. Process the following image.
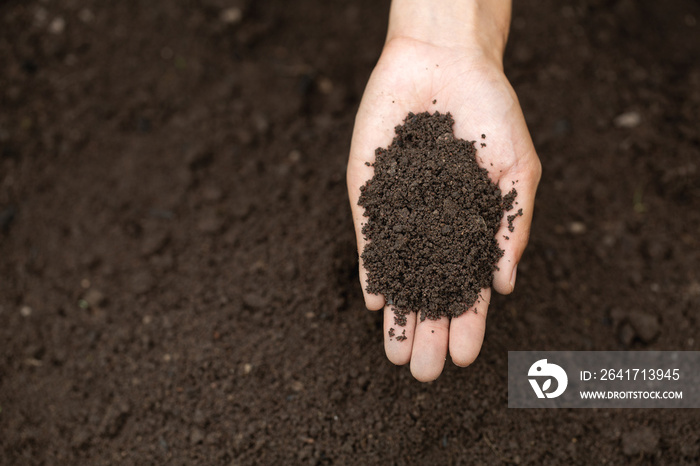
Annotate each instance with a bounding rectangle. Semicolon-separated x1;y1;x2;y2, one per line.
386;0;511;65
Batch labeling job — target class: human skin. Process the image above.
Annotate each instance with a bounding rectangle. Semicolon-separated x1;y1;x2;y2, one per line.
347;0;542;382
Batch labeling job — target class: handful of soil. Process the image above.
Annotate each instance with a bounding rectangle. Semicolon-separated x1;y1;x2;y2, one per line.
358;111;517;322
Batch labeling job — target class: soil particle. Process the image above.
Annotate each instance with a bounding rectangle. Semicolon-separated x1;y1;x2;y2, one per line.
242;292;269;310
627;311;661;343
291;381;304;392
130;270;155;295
359;112;516;321
618;323;636;346
83;289;106;308
568;221;587;234
612;309;661;345
614;111;642;128
507;208;523;233
190;427;206;445
231;201;253;220
98;399;131;439
48;17;65;35
220;7;243;24
202;185;224;202
185;145;213;171
205;432;222;445
0;207;16;233
621;427;659;456
140;230;171;257
71;429;91;448
193;409;207;427
197;211;224;234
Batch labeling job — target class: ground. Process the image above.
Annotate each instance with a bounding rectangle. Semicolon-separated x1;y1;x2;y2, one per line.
1;0;699;464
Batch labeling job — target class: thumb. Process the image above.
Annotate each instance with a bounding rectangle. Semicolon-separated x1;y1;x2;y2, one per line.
492;158;541;295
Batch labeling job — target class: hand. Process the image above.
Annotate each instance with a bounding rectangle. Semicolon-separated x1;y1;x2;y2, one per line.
347;14;541;382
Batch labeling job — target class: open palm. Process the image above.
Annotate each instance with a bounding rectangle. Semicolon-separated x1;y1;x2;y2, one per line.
347;37;541;381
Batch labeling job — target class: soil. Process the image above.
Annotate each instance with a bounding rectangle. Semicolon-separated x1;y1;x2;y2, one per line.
2;0;700;465
359;111;513;321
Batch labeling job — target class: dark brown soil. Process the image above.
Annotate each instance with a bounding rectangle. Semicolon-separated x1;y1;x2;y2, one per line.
2;0;700;464
359;111;513;321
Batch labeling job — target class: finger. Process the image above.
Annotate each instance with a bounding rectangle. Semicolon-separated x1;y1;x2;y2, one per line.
358;258;385;311
347;110;393;310
347;157;386;311
383;305;416;365
492;155;541;295
449;288;490;367
410;314;449;382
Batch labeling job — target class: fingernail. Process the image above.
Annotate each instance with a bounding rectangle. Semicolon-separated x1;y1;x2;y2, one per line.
509;264;518;291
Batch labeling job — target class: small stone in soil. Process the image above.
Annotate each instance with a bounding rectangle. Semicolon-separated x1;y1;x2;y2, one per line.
83;289;106;307
190;428;205;445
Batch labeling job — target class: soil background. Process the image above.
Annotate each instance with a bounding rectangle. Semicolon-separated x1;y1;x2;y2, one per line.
1;0;699;464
